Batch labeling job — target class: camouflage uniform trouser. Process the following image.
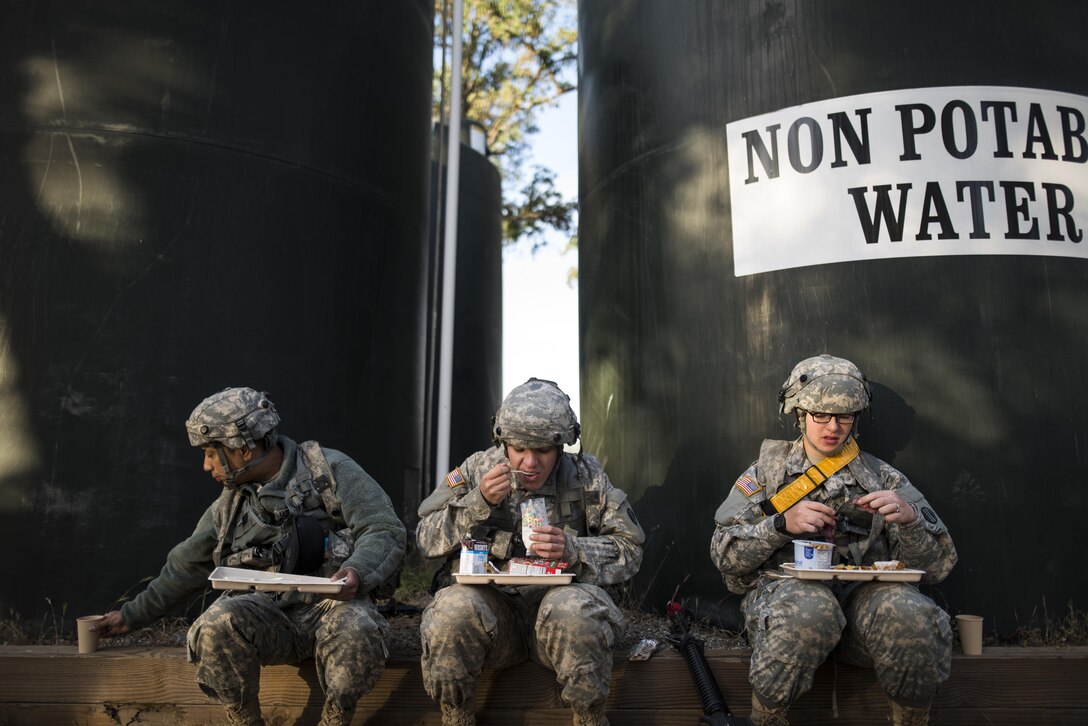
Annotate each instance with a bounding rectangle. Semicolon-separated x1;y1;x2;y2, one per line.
420;582;623;710
187;591;389;710
743;577;952;708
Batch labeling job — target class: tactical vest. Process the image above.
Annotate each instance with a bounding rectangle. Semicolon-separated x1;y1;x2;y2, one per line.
479;455;591;558
211;441;400;598
757;439;891;567
433;454;596;590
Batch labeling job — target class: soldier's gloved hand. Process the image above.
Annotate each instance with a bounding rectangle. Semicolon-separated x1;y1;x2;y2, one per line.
327;567;360;601
527;525;567;559
480;463;514;506
94;610;130;638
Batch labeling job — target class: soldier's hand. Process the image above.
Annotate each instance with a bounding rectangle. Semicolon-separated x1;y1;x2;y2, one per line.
856;491;916;524
95;610;129;638
783;500;836;535
327;567;360;601
480;463;513;506
527;525;567;559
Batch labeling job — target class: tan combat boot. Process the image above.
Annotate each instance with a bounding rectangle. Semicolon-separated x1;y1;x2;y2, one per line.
889;700;930;725
572;705;610;726
223;700;264;726
440;700;477;726
319;700;356;726
750;692;790;726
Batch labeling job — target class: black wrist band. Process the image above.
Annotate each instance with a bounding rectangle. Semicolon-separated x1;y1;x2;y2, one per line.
773;513;789;535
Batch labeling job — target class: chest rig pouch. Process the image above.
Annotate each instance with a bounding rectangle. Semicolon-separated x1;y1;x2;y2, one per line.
431;456;592;592
757;440;888;568
214;441;349;575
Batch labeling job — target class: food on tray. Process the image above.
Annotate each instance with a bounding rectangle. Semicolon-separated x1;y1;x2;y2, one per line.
520;498;549;552
831;560;906;571
508;557;568;575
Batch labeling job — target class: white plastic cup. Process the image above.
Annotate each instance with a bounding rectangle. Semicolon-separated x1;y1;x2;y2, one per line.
793;540;834;569
77;615;105;654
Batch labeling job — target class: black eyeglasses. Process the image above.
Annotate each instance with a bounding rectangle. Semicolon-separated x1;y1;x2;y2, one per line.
807;411;857;424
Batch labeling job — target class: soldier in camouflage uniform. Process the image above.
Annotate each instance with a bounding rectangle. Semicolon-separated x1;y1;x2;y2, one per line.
416;378;644;726
94;387;406;726
709;356;957;726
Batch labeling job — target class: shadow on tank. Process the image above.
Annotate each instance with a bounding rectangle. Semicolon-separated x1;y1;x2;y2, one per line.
0;1;434;623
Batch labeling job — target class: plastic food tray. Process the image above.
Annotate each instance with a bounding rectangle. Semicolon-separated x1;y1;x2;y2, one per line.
780;564;924;582
208;566;346;594
453;573;574;586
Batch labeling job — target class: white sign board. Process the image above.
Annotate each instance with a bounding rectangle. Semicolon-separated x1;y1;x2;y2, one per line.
726;86;1088;276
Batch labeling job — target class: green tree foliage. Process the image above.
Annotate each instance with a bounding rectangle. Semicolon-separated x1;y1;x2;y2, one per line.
434;0;578;248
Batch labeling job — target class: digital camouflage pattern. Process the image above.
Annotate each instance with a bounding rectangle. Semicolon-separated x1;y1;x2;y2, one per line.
417;446;643;584
711;437;956;710
779;354;871;415
120;428;405;723
712;440;956;594
122;437;406;625
416;431;642;716
186;387;281;449
744;577;951;706
420;582;623;710
492;378;580;448
188;592;388;725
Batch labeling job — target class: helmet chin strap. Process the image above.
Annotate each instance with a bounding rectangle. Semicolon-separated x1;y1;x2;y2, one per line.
215;443;274;489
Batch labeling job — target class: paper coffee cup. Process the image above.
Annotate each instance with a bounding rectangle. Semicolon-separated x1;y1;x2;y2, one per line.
956;614;983;655
793;540;833;569
77;615;105;654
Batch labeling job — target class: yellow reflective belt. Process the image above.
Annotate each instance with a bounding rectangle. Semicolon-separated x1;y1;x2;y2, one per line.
767;438;860;514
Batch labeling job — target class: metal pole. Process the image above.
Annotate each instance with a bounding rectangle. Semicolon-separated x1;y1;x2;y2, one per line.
434;0;463;488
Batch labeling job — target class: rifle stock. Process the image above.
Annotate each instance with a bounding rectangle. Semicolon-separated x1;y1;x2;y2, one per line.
666;601;754;726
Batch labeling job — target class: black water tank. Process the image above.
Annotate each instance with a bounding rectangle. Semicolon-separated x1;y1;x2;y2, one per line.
580;0;1088;635
0;0;433;619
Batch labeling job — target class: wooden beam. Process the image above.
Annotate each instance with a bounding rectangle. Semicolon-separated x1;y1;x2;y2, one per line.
1;646;1085;725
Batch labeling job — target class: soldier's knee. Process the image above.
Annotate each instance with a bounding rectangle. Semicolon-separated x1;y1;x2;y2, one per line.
325;601;385;640
793;585;841;625
422;585;495;642
189;595;279;662
750;590;843;667
538;585;620;634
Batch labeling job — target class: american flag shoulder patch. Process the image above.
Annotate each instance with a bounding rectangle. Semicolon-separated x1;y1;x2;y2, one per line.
445;467;466;489
736;475;762;497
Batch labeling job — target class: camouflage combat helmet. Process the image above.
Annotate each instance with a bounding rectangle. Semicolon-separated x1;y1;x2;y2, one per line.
492;378;580;448
779;354;871;415
185;387;280;450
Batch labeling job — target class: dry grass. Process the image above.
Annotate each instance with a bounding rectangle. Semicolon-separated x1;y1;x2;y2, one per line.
992;599;1088;647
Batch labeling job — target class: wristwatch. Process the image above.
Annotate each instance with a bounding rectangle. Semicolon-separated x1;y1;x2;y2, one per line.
773;513;789;535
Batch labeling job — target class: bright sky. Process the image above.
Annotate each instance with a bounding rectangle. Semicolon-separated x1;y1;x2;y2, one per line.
501;90;580;417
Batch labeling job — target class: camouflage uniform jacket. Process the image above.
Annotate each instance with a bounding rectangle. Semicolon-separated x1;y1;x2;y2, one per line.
120;436;406;629
711;437;956;595
417;447;644;586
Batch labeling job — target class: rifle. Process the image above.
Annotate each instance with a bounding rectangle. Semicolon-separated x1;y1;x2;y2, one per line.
666;600;754;726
